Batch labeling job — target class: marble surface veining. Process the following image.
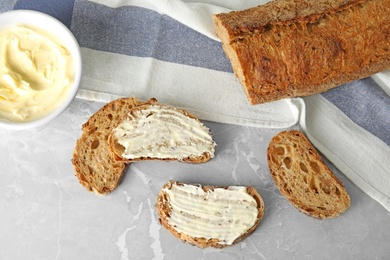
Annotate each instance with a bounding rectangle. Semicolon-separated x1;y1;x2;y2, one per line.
1;98;389;260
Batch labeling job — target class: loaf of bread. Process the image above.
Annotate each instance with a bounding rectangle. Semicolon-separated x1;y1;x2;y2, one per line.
156;181;264;248
267;130;350;219
108;98;216;163
72;97;145;194
213;0;390;104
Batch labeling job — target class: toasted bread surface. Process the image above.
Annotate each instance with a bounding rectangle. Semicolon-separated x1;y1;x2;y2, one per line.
156;181;264;248
213;0;390;104
72;97;144;194
267;130;350;218
108;100;216;163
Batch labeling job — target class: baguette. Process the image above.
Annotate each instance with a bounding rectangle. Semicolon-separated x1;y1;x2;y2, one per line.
108;99;216;163
156;181;264;248
72;97;145;194
213;0;390;104
267;130;350;219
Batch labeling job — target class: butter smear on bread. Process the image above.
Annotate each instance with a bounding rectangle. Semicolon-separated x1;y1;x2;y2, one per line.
157;181;264;247
112;104;215;160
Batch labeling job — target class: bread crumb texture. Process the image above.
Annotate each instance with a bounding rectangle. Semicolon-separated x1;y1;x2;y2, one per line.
267;130;350;219
72;97;144;195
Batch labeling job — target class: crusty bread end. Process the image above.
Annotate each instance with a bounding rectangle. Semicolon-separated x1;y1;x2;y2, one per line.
213;0;390;104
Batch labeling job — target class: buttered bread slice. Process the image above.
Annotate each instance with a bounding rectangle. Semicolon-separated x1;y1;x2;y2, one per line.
267;130;350;219
156;181;264;248
108;99;216;163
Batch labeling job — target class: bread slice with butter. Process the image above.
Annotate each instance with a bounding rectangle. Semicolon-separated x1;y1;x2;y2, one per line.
72;97;145;194
267;130;350;219
156;181;265;248
108;98;216;163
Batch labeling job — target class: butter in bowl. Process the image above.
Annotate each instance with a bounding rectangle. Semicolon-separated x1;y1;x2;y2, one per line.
0;10;82;130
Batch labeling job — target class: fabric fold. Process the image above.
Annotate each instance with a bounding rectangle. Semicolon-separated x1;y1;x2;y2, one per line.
88;0;266;41
372;71;390;97
298;95;390;212
77;48;299;128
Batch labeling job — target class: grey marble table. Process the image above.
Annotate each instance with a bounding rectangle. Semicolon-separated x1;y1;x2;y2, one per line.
1;98;389;260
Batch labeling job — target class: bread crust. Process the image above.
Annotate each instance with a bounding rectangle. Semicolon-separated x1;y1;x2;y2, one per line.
156;181;265;248
108;100;215;164
267;130;350;219
213;0;390;104
72;97;145;194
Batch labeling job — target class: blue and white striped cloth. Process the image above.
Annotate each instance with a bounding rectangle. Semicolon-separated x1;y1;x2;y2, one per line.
2;0;389;211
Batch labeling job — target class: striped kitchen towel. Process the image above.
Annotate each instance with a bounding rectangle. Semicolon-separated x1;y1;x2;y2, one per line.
5;0;390;211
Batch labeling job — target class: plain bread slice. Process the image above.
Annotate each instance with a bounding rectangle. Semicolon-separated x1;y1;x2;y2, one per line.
267;130;350;219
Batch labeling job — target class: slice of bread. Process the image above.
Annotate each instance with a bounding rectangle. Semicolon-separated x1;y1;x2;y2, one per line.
267;130;350;219
156;181;264;248
108;99;216;163
72;97;145;194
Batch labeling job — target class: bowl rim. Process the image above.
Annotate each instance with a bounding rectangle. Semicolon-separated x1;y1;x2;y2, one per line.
0;9;82;130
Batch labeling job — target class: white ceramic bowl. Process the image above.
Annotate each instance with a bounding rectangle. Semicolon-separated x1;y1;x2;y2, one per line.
0;10;82;130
